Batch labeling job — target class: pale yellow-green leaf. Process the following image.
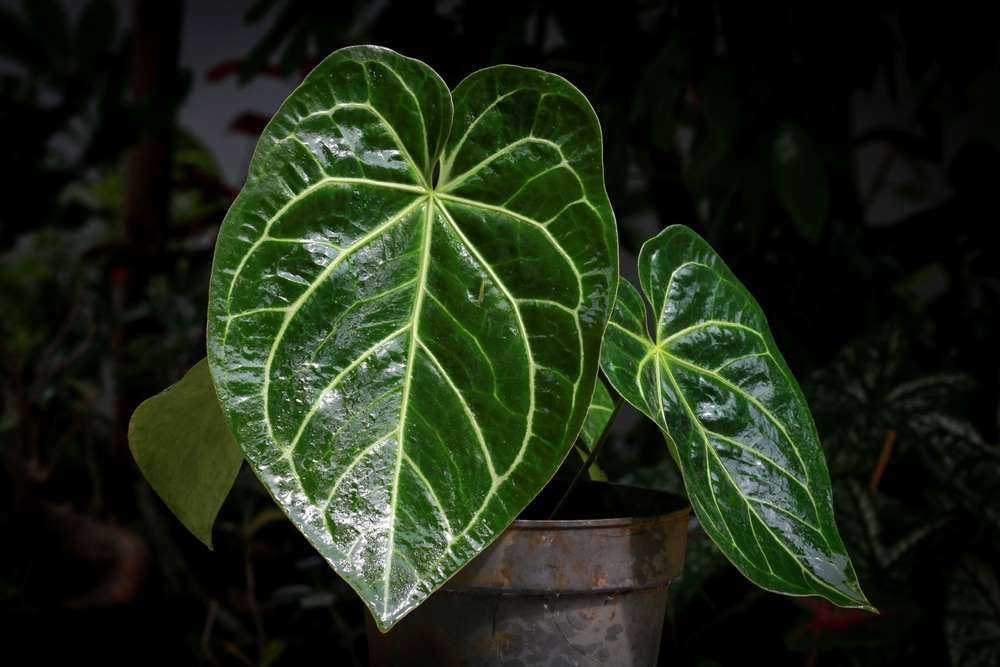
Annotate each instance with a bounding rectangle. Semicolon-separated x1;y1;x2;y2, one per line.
128;358;243;548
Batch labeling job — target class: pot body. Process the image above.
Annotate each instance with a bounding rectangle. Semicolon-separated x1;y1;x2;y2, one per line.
366;483;690;666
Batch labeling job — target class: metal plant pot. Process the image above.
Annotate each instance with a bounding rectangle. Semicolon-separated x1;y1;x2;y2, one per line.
366;482;691;666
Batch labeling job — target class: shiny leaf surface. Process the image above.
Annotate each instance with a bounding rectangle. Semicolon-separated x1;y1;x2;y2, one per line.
600;225;872;610
207;46;617;630
128;358;243;549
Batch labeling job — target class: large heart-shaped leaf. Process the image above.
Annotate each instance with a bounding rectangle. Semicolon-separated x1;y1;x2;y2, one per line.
600;225;872;610
207;46;617;630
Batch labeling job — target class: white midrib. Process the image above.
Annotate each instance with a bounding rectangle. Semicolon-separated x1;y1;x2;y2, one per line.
383;191;437;606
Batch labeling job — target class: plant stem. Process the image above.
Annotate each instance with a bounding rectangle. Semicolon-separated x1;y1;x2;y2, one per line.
548;395;625;520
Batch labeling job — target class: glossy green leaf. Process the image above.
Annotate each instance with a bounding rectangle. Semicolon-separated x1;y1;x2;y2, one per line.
600;224;872;610
207;45;617;630
772;120;829;240
128;358;243;548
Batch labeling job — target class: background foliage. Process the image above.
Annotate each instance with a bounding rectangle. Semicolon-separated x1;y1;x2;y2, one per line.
2;0;998;664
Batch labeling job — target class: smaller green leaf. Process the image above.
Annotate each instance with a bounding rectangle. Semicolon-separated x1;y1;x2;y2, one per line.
601;224;872;610
128;358;243;548
771;120;829;240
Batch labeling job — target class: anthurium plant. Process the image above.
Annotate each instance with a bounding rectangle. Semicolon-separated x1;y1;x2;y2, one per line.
128;45;873;632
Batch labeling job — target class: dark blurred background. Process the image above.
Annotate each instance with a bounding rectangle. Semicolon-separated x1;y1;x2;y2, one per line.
2;1;999;664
